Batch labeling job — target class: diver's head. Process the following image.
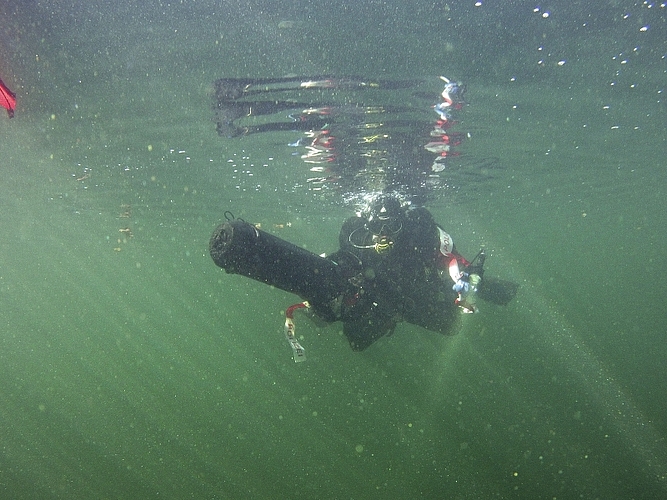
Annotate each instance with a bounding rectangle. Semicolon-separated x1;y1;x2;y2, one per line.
364;195;404;238
348;195;405;253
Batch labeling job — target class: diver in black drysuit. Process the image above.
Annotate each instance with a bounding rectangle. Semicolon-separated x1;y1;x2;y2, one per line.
210;195;516;353
209;76;516;355
322;195;489;350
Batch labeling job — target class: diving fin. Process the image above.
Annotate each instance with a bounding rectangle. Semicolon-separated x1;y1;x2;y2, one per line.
477;276;519;306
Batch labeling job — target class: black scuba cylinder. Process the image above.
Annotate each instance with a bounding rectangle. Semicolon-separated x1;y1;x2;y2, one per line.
209;219;345;320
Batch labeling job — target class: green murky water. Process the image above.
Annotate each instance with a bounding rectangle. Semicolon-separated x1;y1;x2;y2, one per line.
1;1;666;498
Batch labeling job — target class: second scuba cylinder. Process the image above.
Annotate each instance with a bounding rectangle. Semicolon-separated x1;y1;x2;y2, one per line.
209;219;345;320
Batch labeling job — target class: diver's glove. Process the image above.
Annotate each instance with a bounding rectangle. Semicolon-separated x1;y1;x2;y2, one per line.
452;276;469;294
454;273;481;314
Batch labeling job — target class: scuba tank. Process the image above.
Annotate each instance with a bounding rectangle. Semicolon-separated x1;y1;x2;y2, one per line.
209;218;346;321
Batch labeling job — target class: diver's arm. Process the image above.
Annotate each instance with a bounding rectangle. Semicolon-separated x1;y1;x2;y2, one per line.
433;226;481;313
434;227;469;271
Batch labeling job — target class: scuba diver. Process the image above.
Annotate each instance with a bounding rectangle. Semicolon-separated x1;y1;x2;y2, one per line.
324;194;486;351
209;194;518;359
210;75;516;360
